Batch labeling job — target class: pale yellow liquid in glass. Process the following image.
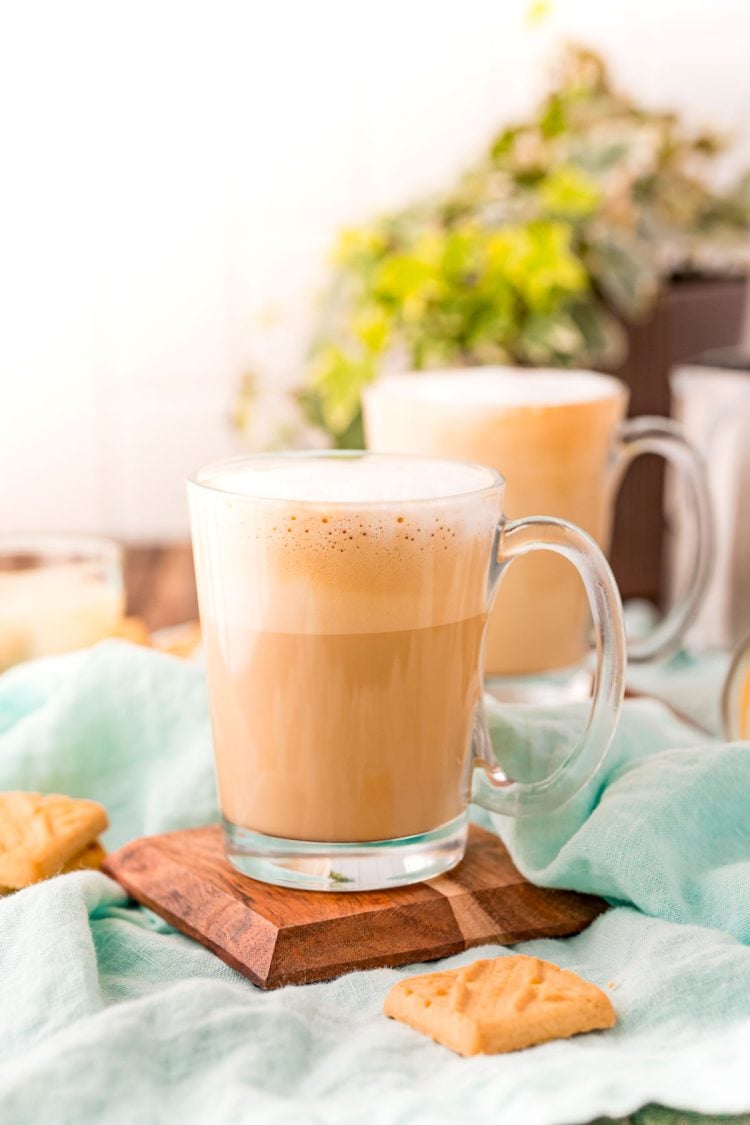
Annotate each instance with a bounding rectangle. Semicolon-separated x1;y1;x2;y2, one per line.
0;563;123;671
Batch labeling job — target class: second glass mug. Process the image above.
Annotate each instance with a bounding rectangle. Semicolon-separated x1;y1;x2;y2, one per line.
363;368;712;699
189;451;626;892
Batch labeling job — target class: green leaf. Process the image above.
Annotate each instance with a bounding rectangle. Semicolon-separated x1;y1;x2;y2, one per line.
568;299;627;366
584;232;661;320
539;165;601;217
333;412;365;451
373;254;439;308
488;222;588;313
570;141;629;176
333;227;387;268
309;345;375;437
517;312;585;364
490;125;521;162
539;95;567;139
232;370;260;434
351;306;391;354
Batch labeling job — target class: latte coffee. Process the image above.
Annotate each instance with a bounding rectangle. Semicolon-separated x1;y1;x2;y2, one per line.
190;450;628;890
190;455;499;843
364;370;628;677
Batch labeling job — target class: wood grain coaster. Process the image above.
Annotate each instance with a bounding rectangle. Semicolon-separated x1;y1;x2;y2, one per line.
103;824;606;990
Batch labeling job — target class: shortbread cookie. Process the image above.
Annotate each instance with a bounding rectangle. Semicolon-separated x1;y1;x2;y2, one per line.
152;620;201;659
113;616;152;647
62;840;107;873
0;838;107;894
384;956;615;1056
0;792;109;889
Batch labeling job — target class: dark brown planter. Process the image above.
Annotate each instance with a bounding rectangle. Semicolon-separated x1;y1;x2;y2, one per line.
608;277;747;604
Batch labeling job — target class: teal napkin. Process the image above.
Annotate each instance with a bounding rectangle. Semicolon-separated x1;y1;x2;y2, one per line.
1;641;749;1125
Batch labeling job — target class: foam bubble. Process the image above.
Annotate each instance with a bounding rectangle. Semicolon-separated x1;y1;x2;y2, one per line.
193;453;497;503
368;368;624;408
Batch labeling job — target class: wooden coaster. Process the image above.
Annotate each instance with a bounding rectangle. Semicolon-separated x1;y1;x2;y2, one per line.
103;824;606;990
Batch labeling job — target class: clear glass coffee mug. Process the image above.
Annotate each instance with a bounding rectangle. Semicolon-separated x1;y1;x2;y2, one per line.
363;369;712;700
189;452;625;892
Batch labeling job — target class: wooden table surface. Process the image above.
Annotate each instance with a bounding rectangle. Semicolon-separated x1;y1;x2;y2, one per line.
124;545;198;631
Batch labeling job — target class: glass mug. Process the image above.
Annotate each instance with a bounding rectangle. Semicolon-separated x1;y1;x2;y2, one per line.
669;359;750;651
363;368;711;700
188;451;626;892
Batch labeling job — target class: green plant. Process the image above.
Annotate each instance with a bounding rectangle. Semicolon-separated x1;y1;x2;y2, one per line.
299;44;750;447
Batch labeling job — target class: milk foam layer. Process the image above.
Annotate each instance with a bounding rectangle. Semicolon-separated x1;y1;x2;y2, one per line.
189;454;500;635
369;368;624;408
194;452;497;502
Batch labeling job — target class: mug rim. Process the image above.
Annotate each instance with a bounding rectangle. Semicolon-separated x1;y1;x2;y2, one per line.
188;449;504;508
0;534;122;567
671;363;750;390
363;365;627;406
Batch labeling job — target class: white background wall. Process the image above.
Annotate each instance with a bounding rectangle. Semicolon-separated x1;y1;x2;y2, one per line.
2;0;749;540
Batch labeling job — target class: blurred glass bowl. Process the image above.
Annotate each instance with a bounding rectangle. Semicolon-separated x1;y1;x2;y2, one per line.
0;535;124;671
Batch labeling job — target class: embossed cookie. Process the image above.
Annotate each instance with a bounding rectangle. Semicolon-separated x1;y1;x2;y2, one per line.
384;955;615;1056
0;792;109;889
62;840;107;873
0;839;107;895
113;616;152;647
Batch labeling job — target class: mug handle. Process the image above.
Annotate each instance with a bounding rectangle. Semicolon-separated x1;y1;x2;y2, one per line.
609;417;714;662
472;517;626;816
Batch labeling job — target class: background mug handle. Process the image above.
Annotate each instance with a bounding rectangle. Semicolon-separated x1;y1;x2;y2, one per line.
609;417;713;663
472;517;626;817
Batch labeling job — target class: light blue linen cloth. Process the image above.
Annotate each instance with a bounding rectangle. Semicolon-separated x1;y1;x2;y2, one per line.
0;640;749;1125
